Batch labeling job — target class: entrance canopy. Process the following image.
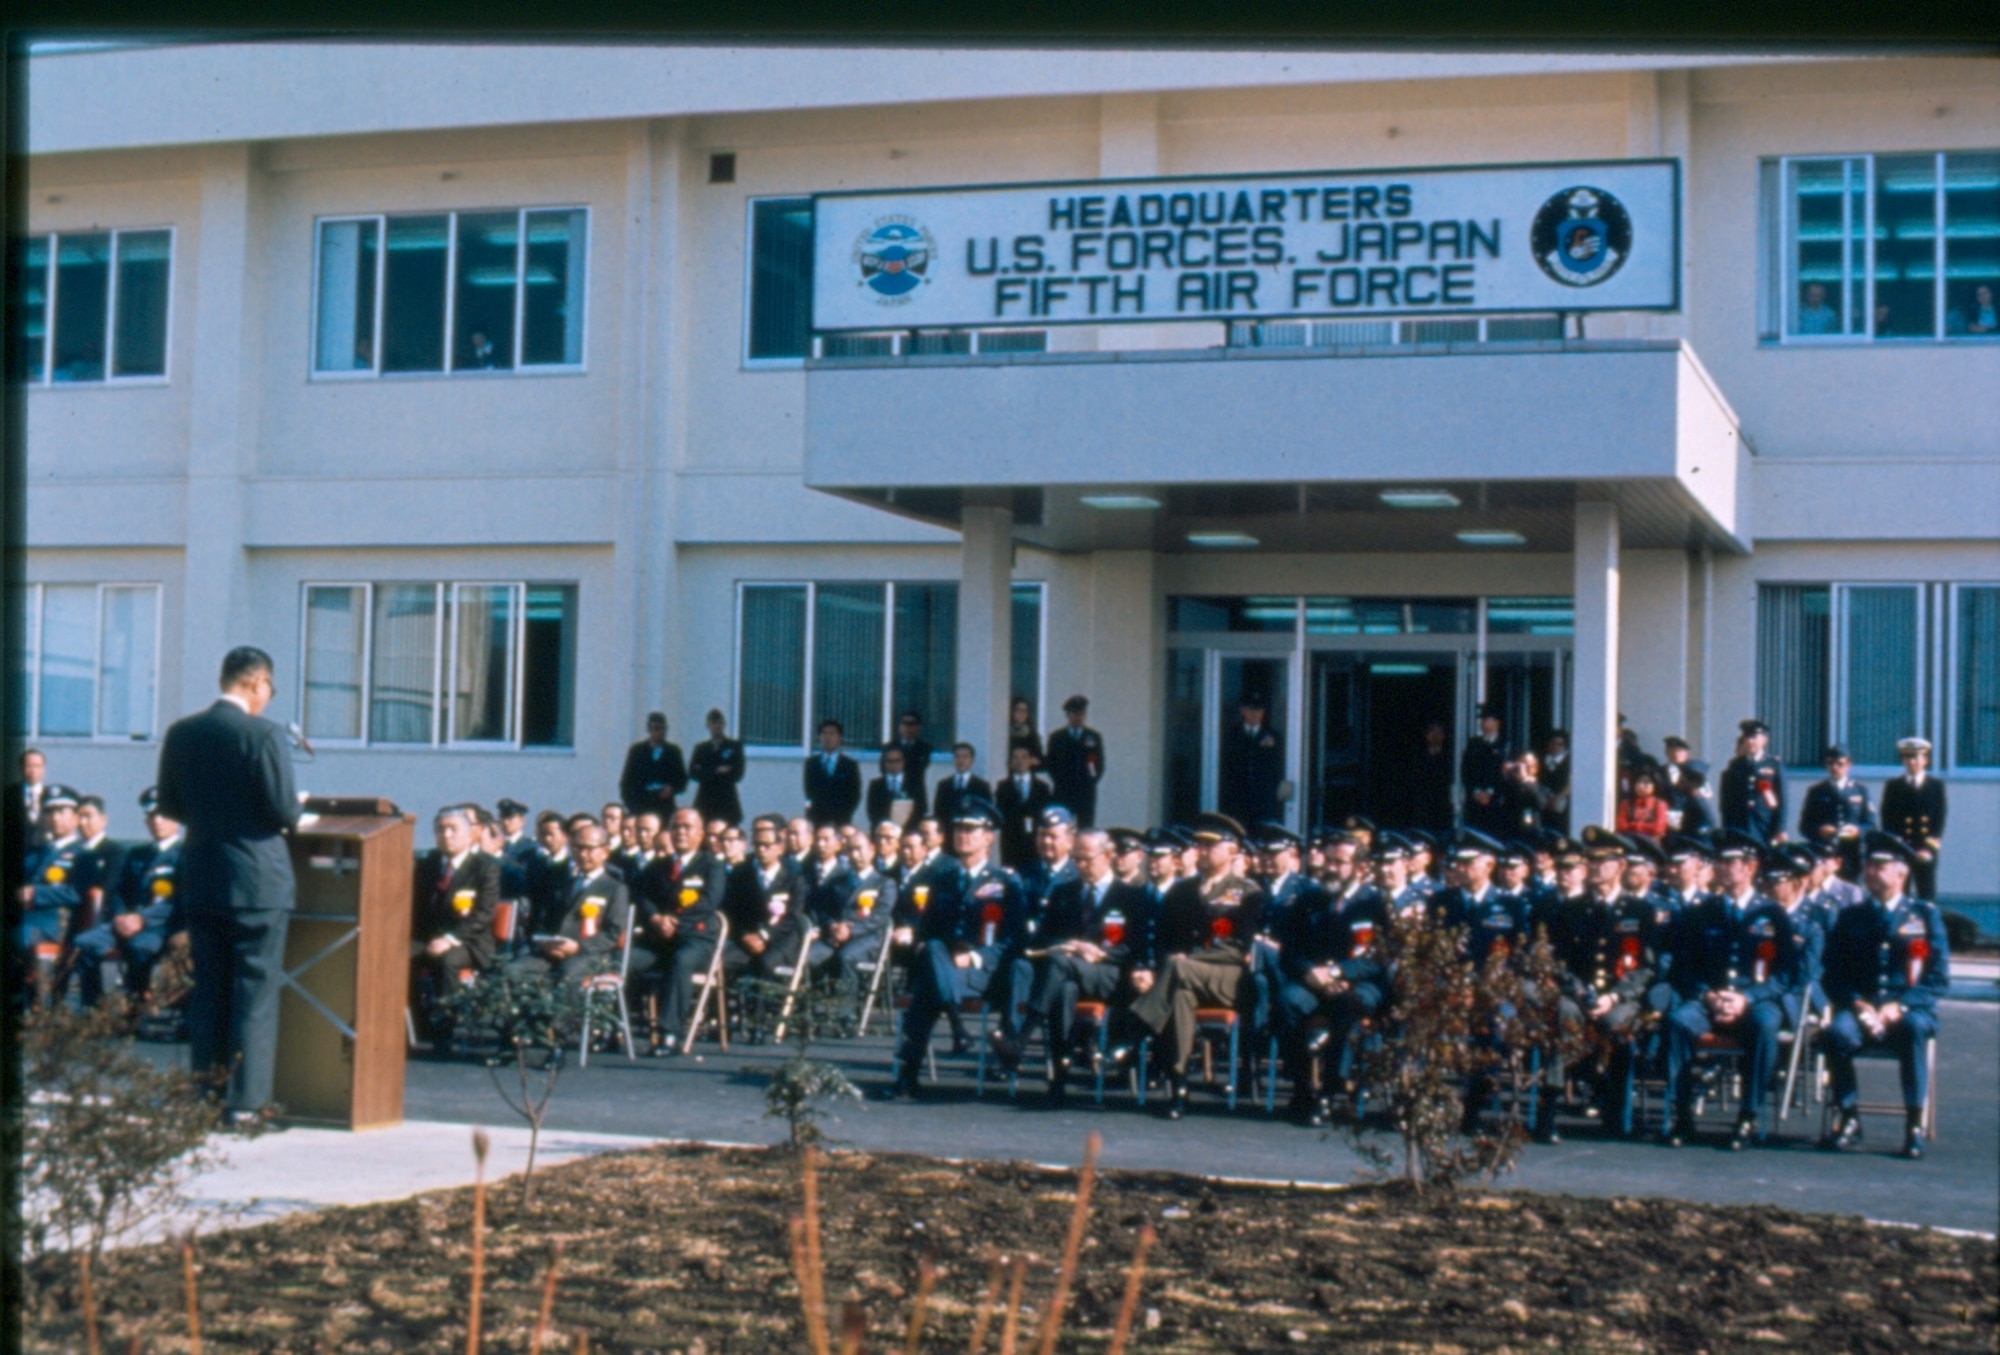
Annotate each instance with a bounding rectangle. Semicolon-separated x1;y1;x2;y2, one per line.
803;338;1749;554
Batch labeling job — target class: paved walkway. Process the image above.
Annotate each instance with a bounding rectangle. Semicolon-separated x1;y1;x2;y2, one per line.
128;997;1998;1240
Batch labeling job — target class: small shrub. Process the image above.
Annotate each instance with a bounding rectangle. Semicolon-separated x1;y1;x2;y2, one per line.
739;972;862;1150
441;967;588;1206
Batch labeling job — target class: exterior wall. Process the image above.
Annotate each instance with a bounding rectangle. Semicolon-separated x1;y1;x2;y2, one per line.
14;50;1996;905
1709;539;2000;900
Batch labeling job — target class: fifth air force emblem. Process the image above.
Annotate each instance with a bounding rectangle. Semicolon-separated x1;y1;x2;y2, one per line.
1531;186;1633;288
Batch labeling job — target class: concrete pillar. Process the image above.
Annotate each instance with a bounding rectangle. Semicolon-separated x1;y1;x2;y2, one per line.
957;505;1014;783
180;142;257;713
1087;550;1159;828
1571;501;1622;831
626;119;683;728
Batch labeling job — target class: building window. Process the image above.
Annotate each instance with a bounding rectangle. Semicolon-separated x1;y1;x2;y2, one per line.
9;584;161;740
7;229;172;384
735;581;958;750
312;208;588;377
1010;583;1044;724
298;581;577;748
745;197;813;362
1758;581;1996;774
1762;150;2000;343
1952;585;2000;770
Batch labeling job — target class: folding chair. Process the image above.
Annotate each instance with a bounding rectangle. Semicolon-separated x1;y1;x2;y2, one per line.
680;918;732;1054
1194;1008;1243;1112
1072;1000;1117;1105
406;900;521;1050
1821;1030;1938;1141
772;924;820;1043
855;926;898;1036
1777;1002;1826;1123
578;925;638;1067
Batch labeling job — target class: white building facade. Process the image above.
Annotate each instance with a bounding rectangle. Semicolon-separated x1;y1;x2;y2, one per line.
13;44;1999;904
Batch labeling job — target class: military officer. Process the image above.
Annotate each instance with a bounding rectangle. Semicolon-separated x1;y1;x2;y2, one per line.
1433;830;1530;968
1761;844;1828;1025
1042;694;1107;828
1013;827;1150;1098
1879;736;1947;903
1660;830;1800;1150
1458;705;1514;838
1218;692;1286;830
14;786;85;974
1658;736;1715;835
1370;832;1430;917
1122;813;1268;1119
70;787;184;1008
1799;744;1875;880
1819;831;1948;1159
1542;827;1659;1138
1275;840;1386;1126
1719;718;1787;847
629;808;727;1054
884;798;1025;1100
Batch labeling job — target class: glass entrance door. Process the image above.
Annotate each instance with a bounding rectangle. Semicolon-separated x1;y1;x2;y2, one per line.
1308;652;1458;829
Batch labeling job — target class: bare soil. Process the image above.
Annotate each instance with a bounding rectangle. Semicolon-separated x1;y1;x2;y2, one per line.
23;1143;1999;1353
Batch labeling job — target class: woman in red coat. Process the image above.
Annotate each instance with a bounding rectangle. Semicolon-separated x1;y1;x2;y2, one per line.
1616;768;1672;841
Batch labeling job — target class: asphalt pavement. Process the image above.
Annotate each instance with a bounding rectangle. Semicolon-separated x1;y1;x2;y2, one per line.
381;997;2000;1235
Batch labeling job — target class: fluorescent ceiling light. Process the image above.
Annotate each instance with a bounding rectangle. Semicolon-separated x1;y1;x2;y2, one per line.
1187;531;1259;549
1380;488;1461;510
1080;494;1163;511
1369;663;1431;675
1456;529;1527;547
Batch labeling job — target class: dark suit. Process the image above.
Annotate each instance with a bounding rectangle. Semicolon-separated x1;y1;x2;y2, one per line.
512;869;630;984
803;752;863;827
994;773;1053;867
865;771;928;827
155;697;301;1115
629;850;727;1043
1880;775;1947;902
620;740;689;816
5;780;48;883
1042;724;1107;827
412;850;503;972
689;737;747;825
1458;735;1512;836
930;772;992;829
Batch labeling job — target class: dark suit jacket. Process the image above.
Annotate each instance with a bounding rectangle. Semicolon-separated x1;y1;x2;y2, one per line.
620;740;689;814
413;850;504;968
155;699;301;916
994;774;1053;867
802;752;863;827
865;772;928;826
547;869;631;966
689;738;746;824
634;850;727;948
5;780;45;882
723;858;805;943
930;773;992;829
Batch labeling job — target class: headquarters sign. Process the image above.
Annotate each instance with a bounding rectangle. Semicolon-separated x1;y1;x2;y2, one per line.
812;159;1678;332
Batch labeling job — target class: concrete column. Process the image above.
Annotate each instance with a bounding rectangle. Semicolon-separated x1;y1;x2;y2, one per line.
957;505;1014;783
1571;501;1622;832
180;142;257;712
1087;550;1159;827
625;119;682;728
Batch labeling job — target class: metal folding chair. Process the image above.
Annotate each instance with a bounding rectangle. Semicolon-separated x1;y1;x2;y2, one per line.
772;924;820;1043
1777;1002;1826;1123
855;926;898;1036
680;918;732;1054
578;925;637;1067
1821;1030;1938;1141
1194;1007;1243;1111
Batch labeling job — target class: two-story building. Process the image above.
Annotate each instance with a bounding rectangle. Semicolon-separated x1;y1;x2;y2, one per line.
13;43;1997;904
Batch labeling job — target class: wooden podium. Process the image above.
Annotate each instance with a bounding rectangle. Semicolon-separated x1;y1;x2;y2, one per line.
275;797;415;1130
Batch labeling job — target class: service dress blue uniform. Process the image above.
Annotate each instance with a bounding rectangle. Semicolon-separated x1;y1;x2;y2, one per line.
1661;889;1800;1135
1820;892;1948;1121
71;835;182;1005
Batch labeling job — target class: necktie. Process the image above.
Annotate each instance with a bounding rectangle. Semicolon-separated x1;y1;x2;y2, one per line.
825;755;836;777
957;775;966;791
890;776;900;794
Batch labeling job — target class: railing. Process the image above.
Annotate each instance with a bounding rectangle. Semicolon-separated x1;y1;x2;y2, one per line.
1226;314;1566;347
813;329;1049;359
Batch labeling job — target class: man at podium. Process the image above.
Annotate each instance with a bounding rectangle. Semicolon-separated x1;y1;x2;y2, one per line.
156;646;300;1126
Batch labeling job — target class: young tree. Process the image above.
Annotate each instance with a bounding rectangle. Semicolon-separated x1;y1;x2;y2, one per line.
740;973;862;1150
442;969;588;1207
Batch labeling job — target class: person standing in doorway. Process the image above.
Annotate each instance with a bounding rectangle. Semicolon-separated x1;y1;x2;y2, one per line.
1042;694;1107;828
1458;704;1513;837
155;647;301;1127
1219;691;1286;829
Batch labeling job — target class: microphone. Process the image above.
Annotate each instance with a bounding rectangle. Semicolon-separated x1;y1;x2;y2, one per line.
286;722;317;762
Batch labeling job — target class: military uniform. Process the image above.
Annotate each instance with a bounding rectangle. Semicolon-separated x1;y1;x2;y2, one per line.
1820;833;1948;1153
1800;757;1875;880
72;831;183;1006
15;833;85;953
1042;714;1107;827
1879;772;1947;903
1660;870;1800;1145
1274;875;1387;1119
1546;885;1658;1132
892;835;1027;1092
1719;752;1786;846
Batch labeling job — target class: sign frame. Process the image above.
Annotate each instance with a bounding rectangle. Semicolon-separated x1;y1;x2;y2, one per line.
810;156;1681;334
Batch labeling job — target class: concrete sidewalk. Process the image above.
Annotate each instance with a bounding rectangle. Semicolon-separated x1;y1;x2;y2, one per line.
136;1121;660;1246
